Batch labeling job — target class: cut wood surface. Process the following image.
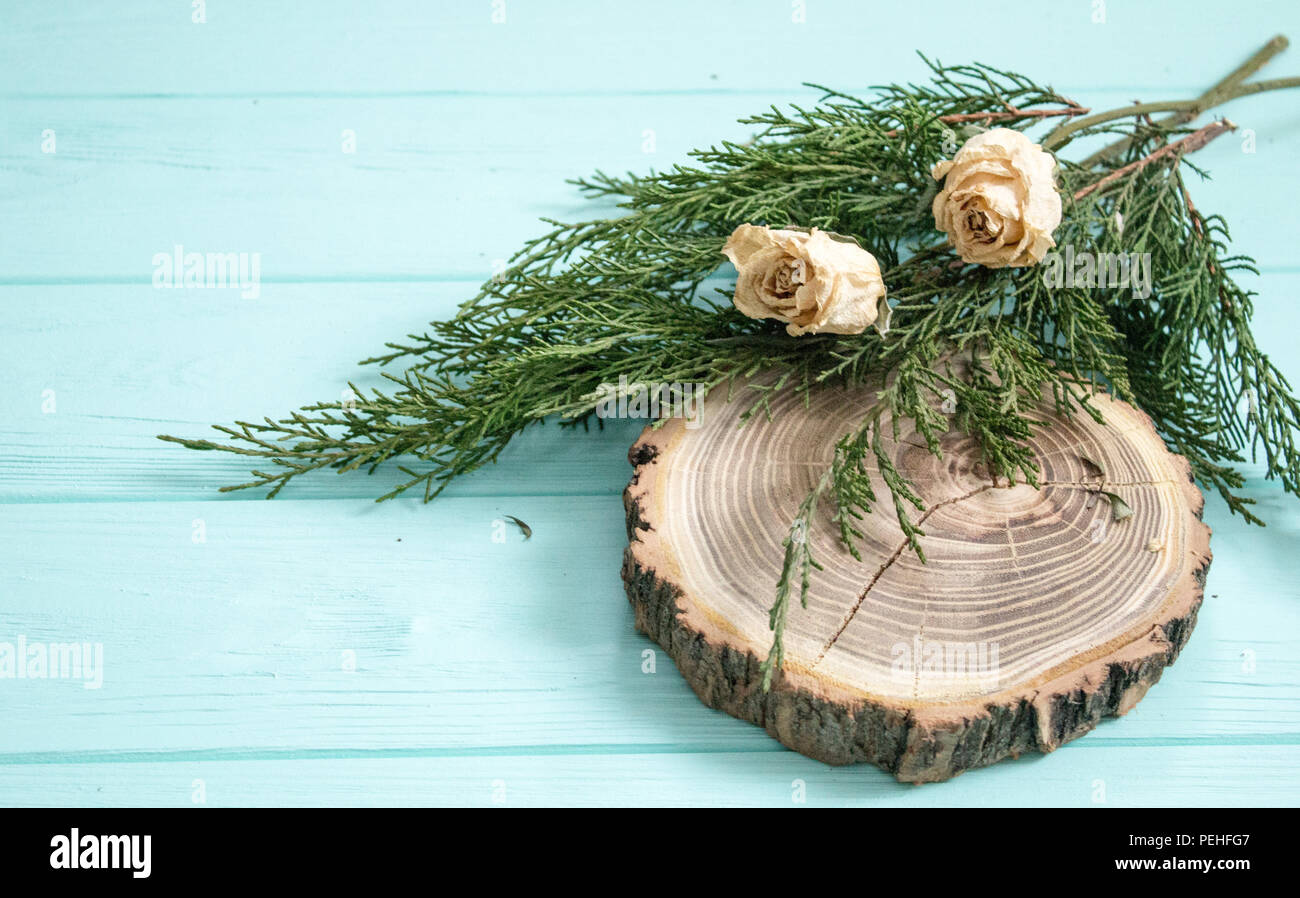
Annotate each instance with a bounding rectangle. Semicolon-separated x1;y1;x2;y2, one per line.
624;376;1212;782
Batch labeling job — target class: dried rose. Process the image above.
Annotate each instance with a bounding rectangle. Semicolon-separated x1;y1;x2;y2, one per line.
931;128;1061;268
722;224;890;337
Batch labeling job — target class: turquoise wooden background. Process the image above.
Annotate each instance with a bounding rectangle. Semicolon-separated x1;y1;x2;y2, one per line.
3;1;1298;807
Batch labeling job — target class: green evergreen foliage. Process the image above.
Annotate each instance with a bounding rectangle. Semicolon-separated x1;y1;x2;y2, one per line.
161;41;1300;687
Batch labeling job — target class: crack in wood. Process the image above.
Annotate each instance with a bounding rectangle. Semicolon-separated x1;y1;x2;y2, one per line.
811;482;998;668
808;474;1171;672
1004;516;1026;580
1038;478;1177;487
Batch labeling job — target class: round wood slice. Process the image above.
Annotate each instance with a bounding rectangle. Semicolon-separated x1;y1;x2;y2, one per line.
621;375;1211;782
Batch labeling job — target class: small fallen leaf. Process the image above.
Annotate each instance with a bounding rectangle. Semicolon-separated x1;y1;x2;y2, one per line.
503;515;532;540
1098;490;1133;522
1079;454;1106;478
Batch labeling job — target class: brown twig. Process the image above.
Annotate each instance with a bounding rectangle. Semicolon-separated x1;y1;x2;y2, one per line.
939;102;1090;125
884;103;1088;137
1073;118;1237;201
1076;35;1291;167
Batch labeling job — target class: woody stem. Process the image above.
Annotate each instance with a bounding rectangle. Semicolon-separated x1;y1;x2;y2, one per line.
1072;118;1238;201
1042;34;1299;156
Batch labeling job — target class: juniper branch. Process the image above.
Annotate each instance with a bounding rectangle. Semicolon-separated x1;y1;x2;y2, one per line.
158;48;1300;689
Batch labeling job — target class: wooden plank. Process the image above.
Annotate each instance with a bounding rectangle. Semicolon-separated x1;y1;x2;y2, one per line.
3;92;1297;278
4;2;1293;97
0;495;1294;762
2;270;1296;504
0;279;651;503
0;745;1295;807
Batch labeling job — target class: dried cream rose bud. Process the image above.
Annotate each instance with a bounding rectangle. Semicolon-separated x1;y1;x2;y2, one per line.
931;128;1062;268
721;224;890;337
